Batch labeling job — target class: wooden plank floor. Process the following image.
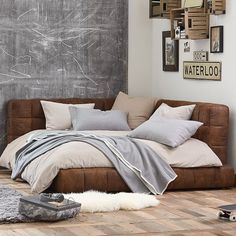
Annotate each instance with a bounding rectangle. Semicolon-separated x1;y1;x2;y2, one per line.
1;168;236;235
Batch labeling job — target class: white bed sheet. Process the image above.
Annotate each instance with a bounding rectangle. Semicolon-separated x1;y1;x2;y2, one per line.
0;130;222;193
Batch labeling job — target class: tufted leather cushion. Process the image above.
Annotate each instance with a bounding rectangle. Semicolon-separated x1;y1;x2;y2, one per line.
7;98;115;143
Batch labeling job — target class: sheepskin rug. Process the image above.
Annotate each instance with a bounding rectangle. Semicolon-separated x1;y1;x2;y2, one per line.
64;191;159;213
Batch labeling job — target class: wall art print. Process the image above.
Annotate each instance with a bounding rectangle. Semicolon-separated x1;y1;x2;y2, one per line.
0;0;128;152
210;25;224;53
162;31;179;72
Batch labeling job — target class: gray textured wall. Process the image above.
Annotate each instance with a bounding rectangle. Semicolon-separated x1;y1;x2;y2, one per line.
0;0;128;152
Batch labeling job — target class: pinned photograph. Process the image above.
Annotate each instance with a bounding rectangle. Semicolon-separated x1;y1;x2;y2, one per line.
184;41;190;53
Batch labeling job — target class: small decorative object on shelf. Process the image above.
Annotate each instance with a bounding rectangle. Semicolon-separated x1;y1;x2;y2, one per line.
210;26;224;53
170;6;209;40
170;8;185;39
150;0;181;19
207;0;226;15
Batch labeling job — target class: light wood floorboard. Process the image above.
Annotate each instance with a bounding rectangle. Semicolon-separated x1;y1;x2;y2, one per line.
0;168;236;235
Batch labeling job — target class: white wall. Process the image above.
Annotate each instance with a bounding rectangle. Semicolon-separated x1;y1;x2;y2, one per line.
151;0;236;170
128;0;152;96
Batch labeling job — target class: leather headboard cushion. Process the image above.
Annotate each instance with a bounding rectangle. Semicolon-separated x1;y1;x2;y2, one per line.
7;98;229;164
7;98;115;143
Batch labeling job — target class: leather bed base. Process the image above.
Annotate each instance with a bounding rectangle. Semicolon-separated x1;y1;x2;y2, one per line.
49;165;235;193
7;98;235;193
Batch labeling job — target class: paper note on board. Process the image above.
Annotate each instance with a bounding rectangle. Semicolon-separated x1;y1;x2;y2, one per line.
183;0;204;8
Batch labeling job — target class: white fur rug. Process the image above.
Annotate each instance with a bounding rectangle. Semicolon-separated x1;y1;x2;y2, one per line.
64;191;159;213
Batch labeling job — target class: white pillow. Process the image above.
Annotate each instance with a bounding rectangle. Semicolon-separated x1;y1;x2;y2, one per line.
40;101;95;130
150;103;196;120
128;117;203;148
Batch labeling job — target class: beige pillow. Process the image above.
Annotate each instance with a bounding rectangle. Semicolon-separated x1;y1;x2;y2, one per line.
150;103;196;120
111;92;157;129
40;101;95;130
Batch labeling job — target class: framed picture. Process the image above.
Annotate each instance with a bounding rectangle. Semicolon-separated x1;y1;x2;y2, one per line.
162;31;179;71
183;0;203;8
210;26;224;53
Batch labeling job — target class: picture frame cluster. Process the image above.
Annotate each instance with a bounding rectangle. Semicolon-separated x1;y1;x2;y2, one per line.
162;25;224;72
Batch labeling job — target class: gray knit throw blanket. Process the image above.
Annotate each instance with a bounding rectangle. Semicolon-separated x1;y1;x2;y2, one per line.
0;184;33;223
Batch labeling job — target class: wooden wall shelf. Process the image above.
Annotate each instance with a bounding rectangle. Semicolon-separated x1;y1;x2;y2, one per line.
185;7;209;39
150;0;226;40
207;0;226;15
170;7;209;40
150;0;181;19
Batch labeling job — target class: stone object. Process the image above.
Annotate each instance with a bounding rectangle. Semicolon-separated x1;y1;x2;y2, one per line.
19;195;81;221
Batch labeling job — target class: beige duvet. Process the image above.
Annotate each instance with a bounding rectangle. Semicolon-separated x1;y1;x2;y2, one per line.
0;130;222;193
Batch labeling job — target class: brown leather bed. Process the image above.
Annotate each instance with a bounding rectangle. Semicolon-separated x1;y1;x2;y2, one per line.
7;98;235;193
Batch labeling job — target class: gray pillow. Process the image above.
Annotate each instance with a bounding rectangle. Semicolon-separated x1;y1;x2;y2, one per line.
128;117;203;147
69;107;131;131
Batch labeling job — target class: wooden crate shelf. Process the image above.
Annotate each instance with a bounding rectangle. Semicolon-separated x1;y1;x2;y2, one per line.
160;0;182;18
150;0;226;40
170;7;209;40
185;8;209;39
150;0;161;17
150;0;181;19
207;0;226;15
